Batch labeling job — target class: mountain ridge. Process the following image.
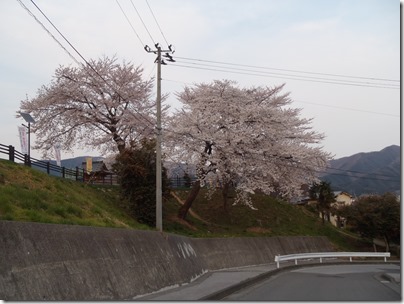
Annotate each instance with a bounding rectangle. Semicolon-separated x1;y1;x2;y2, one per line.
322;145;400;196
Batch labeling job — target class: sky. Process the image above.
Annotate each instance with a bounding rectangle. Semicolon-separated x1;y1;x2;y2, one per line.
0;0;400;161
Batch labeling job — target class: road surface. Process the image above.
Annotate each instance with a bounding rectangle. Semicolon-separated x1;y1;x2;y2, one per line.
224;264;400;301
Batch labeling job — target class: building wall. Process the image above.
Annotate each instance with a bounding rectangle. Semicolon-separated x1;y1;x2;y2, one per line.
330;193;353;227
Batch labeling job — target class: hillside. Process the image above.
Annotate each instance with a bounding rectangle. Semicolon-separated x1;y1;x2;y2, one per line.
322;145;400;195
0;159;144;229
0;159;372;251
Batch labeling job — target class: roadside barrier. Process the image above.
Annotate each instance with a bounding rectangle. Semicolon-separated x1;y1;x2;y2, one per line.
275;251;391;268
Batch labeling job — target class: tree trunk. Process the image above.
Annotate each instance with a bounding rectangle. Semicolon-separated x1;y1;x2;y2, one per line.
112;130;126;154
222;181;230;212
178;180;201;220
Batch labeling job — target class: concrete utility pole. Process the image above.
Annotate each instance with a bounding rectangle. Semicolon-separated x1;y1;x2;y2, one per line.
145;43;175;232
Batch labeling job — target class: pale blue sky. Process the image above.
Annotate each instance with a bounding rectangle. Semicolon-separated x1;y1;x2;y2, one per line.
0;0;400;160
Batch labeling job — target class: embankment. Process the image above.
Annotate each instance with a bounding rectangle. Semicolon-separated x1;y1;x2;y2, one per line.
0;220;334;300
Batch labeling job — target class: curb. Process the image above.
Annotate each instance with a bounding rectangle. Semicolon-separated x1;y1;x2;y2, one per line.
381;273;401;283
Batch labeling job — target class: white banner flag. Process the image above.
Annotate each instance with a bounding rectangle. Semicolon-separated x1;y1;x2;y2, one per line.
18;126;28;155
54;143;61;167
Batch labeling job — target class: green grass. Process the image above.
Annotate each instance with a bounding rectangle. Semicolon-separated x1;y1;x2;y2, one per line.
164;188;373;251
0;159;372;252
0;159;147;229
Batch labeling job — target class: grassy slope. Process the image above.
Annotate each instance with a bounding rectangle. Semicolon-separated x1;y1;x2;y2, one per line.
165;188;371;251
0;159;371;251
0;159;147;229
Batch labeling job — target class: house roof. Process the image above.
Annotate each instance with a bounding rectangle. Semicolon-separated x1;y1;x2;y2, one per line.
333;191;352;198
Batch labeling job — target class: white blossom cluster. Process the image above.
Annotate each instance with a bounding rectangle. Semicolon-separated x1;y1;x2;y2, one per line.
19;57;331;208
166;80;331;207
19;56;161;157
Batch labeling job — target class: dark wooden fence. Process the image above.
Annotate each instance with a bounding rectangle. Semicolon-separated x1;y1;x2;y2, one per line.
0;144;193;188
0;144;117;185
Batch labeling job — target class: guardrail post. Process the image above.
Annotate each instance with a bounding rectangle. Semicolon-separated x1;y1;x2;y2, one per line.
295;259;297;265
320;257;323;263
46;162;50;174
8;145;15;162
349;257;352;262
62;167;65;178
276;255;280;269
384;256;387;262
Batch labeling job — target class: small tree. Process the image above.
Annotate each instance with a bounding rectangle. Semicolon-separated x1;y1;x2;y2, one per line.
114;138;169;227
341;193;400;251
309;181;335;224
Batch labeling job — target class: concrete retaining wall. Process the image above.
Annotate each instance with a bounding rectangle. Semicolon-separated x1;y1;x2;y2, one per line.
0;221;334;300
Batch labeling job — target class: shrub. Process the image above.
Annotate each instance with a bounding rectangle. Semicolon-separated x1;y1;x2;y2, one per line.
114;138;170;227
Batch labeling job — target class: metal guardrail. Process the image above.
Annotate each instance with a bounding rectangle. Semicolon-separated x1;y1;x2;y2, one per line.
274;252;391;268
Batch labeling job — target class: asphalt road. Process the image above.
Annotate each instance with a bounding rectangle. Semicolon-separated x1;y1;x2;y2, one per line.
224;264;401;301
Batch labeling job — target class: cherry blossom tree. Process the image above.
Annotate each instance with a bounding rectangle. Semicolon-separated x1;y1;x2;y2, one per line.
19;56;162;157
166;80;331;219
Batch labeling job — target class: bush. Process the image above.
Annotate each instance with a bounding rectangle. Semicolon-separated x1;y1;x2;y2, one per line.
114;138;170;227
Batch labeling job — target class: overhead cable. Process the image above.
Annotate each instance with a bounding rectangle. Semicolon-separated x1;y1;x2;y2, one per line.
16;0;80;65
115;0;145;47
129;0;156;45
169;63;399;90
145;0;170;47
162;78;398;118
173;59;399;88
175;56;399;83
27;0;155;128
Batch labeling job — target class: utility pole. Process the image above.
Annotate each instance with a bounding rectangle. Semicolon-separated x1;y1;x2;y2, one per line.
145;43;175;232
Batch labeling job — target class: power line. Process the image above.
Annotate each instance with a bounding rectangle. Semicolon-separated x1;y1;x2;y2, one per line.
16;0;80;65
293;100;399;118
169;63;399;90
115;0;145;47
20;1;400;186
161;78;398;118
145;0;170;47
26;0;155;129
118;3;397;90
175;56;400;83
29;0;97;70
129;0;155;45
173;59;400;89
318;169;399;183
324;166;399;179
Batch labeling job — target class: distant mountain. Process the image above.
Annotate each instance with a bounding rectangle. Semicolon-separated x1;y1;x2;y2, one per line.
321;145;400;196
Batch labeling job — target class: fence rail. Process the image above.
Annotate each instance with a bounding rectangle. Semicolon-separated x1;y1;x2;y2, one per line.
0;144;117;185
0;144;192;188
274;251;391;268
